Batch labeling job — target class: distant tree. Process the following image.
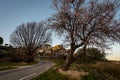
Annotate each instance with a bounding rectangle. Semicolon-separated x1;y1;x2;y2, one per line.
50;0;120;70
10;22;51;62
0;37;3;45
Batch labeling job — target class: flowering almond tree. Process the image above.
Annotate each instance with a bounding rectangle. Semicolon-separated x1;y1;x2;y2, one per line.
51;0;120;70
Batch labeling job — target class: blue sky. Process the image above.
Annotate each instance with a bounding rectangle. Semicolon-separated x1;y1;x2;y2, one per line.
0;0;120;60
0;0;63;45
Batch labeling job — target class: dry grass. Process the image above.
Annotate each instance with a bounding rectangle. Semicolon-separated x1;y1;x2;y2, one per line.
68;61;120;80
58;68;88;80
91;61;120;80
32;59;120;80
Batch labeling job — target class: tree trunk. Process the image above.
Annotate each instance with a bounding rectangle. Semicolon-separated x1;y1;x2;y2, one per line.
62;42;75;71
83;45;87;55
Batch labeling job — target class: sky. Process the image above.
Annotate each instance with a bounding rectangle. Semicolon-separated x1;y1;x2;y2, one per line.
0;0;120;61
0;0;63;45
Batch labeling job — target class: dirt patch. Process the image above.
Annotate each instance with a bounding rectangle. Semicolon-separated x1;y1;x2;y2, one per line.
58;68;88;80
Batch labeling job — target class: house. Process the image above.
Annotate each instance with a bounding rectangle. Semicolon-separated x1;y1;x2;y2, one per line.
37;44;68;59
49;45;68;59
37;44;52;57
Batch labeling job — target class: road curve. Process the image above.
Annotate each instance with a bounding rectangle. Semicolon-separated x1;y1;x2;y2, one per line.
0;60;55;80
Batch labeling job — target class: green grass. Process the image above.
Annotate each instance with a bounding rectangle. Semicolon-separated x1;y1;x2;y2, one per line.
0;62;24;66
81;74;97;80
31;59;72;80
39;58;65;68
32;69;70;80
49;59;64;67
0;61;38;71
0;66;17;71
0;61;38;66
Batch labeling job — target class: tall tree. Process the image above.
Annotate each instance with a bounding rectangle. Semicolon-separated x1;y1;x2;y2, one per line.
0;37;3;45
50;0;120;70
10;22;51;61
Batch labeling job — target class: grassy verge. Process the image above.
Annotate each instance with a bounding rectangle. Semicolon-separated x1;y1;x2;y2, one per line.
0;61;38;71
32;69;70;80
0;61;38;66
48;59;64;67
31;59;120;80
31;59;72;80
81;74;98;80
0;66;17;71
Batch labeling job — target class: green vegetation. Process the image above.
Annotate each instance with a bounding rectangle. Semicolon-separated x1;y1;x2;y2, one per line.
31;58;120;80
31;59;72;80
0;66;17;71
81;74;97;80
75;48;107;63
32;69;70;80
0;44;39;63
0;45;38;71
0;61;38;66
1;45;119;80
0;61;38;71
48;59;64;67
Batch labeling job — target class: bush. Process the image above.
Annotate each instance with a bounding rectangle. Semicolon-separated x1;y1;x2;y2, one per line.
23;55;34;63
11;53;25;62
11;52;35;63
57;54;66;60
0;46;16;62
0;46;36;63
0;53;6;58
75;48;107;63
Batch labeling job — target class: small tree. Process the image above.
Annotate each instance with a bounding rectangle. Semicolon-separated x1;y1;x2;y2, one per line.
0;37;3;45
10;22;51;62
50;0;120;70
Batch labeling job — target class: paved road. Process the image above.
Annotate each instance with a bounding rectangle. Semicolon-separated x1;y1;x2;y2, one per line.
0;60;55;80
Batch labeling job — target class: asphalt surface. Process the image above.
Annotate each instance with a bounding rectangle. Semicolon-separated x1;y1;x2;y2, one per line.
0;60;55;80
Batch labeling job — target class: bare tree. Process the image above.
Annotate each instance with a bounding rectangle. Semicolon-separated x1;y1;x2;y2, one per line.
50;0;120;70
10;22;51;61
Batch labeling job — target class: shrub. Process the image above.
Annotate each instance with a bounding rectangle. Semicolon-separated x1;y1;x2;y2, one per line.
23;55;34;63
11;53;25;62
75;48;107;63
